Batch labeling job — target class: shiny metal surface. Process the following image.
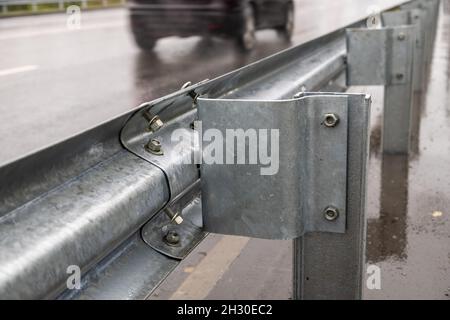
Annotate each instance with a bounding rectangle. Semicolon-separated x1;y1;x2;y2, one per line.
0;152;168;299
59;233;179;300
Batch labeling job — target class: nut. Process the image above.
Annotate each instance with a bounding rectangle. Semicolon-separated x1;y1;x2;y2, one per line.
173;216;184;224
145;139;163;155
323;113;339;127
324;206;339;221
164;230;180;246
396;73;404;80
143;111;164;133
164;207;184;225
149;116;164;133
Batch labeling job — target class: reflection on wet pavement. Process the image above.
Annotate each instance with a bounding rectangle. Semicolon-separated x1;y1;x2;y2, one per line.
367;154;409;263
133;34;292;103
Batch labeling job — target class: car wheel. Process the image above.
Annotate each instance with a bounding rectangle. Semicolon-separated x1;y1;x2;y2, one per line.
238;4;256;51
130;15;157;51
133;34;157;51
279;2;294;41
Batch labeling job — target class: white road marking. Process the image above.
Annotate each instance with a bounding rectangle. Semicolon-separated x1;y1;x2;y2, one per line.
0;22;125;41
169;235;250;300
0;65;38;77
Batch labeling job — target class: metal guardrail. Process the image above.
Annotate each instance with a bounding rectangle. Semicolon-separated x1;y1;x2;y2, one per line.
0;0;440;300
0;0;124;14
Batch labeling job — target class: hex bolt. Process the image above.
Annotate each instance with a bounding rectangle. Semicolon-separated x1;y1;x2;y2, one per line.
149;116;164;132
164;230;180;246
164;207;184;225
397;32;406;41
181;81;200;103
145;138;164;155
324;206;339;221
143;111;164;133
323;113;339;127
396;73;404;80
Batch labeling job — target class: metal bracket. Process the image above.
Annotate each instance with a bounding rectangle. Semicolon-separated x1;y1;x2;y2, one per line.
197;93;370;240
382;8;425;91
346;25;415;155
346;25;415;86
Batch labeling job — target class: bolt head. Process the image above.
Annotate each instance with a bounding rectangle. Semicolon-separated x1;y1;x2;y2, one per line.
145;139;163;155
397;32;406;41
323;113;339;127
396;73;404;80
149;116;164;132
181;81;192;89
164;230;180;246
324;206;339;221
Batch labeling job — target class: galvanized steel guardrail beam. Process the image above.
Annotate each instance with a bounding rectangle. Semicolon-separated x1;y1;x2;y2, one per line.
0;0;440;300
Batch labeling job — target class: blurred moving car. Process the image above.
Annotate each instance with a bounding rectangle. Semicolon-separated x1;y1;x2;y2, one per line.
128;0;294;51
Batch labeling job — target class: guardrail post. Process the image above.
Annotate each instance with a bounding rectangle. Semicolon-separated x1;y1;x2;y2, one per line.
293;94;371;300
32;0;37;12
382;8;429;155
422;0;440;64
347;25;416;155
2;5;7;14
401;0;441;70
384;30;415;155
58;0;64;10
82;0;87;9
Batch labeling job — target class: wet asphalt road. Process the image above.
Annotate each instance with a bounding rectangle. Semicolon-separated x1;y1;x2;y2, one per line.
1;0;403;165
1;0;449;300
